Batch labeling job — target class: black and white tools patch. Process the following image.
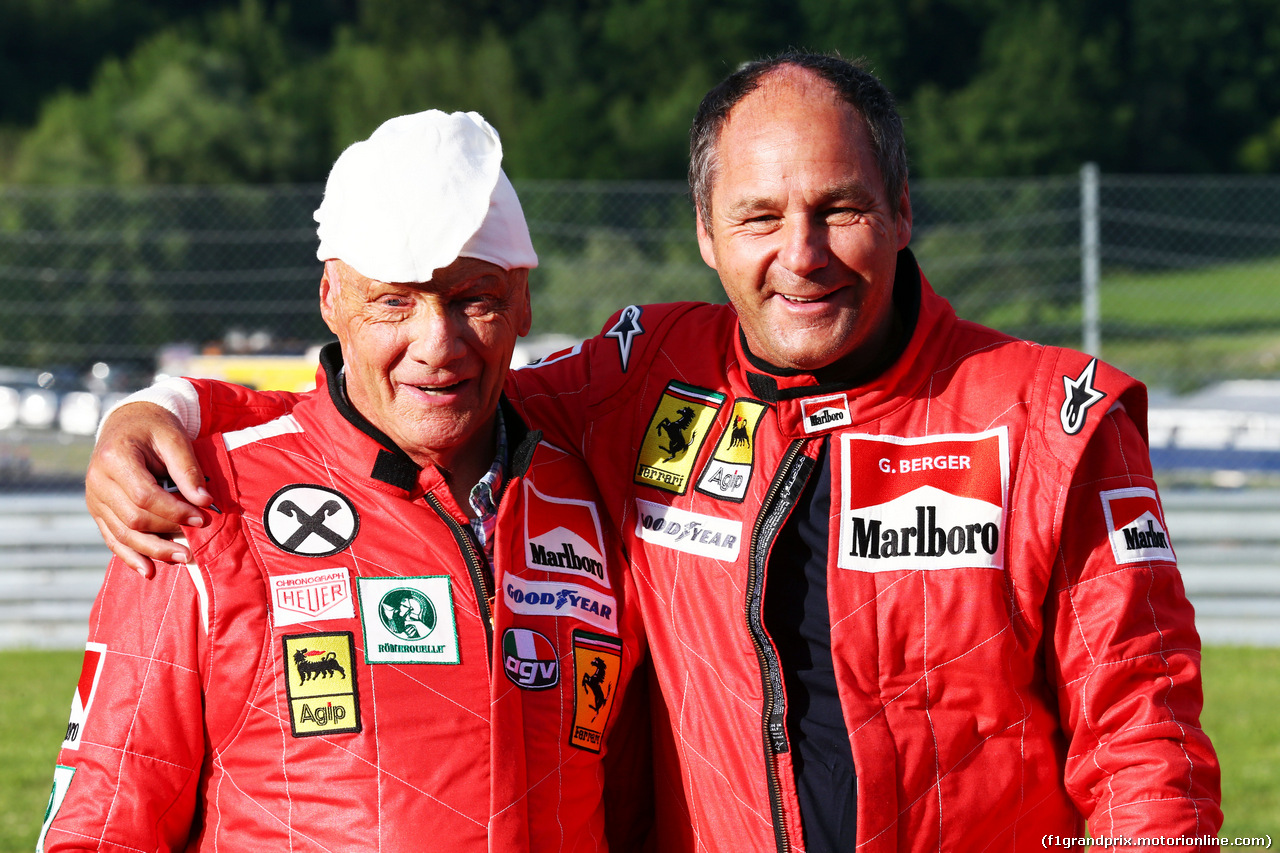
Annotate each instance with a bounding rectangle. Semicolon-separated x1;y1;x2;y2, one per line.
263;484;359;557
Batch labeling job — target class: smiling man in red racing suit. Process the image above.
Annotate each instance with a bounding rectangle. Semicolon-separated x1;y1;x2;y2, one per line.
80;55;1220;851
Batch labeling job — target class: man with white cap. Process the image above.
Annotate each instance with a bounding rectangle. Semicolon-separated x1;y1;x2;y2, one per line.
38;111;647;852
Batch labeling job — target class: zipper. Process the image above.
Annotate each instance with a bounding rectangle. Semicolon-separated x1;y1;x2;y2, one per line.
424;491;495;666
744;439;816;853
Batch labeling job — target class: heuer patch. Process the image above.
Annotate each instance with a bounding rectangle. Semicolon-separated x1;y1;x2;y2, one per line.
1100;487;1176;565
634;381;725;495
570;630;623;753
696;399;769;502
503;578;617;633
270;567;355;627
634;499;743;561
502;628;559;690
35;765;75;853
263;484;359;557
62;642;106;751
282;631;361;737
357;576;460;664
837;429;1009;572
800;393;851;434
523;480;609;587
604;304;645;372
1060;358;1106;435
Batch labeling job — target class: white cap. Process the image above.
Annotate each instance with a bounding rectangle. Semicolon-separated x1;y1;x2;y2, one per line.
314;110;538;283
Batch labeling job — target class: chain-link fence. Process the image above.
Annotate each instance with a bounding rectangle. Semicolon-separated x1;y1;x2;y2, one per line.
0;170;1277;458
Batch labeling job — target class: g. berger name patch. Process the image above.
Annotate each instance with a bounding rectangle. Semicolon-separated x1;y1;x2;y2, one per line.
838;429;1009;572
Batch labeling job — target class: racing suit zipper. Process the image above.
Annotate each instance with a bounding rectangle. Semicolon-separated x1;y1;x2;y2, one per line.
745;439;816;853
424;492;495;665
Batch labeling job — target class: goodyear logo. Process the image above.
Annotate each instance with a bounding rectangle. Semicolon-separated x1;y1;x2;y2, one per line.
502;628;559;690
570;630;623;753
697;399;768;502
503;578;617;633
634;381;725;494
634;499;742;561
282;632;361;737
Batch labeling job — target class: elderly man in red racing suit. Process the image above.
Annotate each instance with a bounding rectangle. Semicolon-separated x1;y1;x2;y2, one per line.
81;55;1220;851
39;111;646;852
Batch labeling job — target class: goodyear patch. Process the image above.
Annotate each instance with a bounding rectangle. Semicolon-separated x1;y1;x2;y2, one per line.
570;630;623;753
357;576;460;665
1100;486;1176;565
634;381;725;494
502;628;559;690
35;765;75;853
63;642;106;751
282;632;361;737
696;399;768;502
634;499;743;561
503;578;617;633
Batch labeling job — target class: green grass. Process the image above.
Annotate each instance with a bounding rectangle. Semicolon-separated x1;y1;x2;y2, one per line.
1;647;1275;849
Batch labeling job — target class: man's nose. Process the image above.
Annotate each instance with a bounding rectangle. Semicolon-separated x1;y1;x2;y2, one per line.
777;216;830;277
406;302;466;365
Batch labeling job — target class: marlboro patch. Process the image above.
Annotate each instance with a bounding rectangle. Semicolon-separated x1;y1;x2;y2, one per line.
523;481;609;587
63;642;107;751
570;630;623;753
634;381;725;495
282;632;361;737
837;429;1009;572
1100;487;1176;565
697;399;768;502
801;393;851;434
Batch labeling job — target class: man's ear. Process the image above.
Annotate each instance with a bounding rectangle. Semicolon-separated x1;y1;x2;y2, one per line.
319;261;341;335
696;212;718;270
895;182;913;251
514;269;533;337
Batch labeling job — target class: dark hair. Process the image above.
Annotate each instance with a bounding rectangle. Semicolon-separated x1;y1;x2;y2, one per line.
688;51;908;225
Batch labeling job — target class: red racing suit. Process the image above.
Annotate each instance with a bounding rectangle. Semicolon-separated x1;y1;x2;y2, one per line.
40;345;647;853
88;252;1221;851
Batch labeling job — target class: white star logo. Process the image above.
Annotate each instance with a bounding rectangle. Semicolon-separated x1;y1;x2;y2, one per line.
1060;358;1106;435
604;304;644;372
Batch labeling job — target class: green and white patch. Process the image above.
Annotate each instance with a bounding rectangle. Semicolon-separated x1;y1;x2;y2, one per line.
357;576;460;664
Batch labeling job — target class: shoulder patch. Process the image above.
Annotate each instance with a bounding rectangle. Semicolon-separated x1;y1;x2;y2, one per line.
270;567;355;627
570;630;623;753
502;628;559;690
35;765;75;853
1100;487;1176;564
357;576;460;664
634;381;725;494
62;642;107;751
1060;358;1106;435
523;481;609;586
696;399;769;502
264;484;359;557
604;304;645;372
282;631;361;737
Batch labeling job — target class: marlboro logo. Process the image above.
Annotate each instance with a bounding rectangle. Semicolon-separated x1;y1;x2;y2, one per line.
800;393;850;434
1100;487;1176;565
837;429;1009;572
524;481;609;586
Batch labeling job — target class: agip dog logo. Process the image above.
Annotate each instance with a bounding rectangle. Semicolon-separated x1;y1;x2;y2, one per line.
523;481;609;586
634;381;725;494
1100;487;1176;565
696;399;768;502
282;632;361;737
837;429;1009;572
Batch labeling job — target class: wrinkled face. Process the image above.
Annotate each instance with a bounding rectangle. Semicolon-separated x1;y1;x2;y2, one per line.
320;257;531;472
697;67;912;374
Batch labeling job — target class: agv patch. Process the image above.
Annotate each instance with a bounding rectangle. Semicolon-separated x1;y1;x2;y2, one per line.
357;576;460;664
570;631;623;753
62;642;106;751
837;429;1009;572
282;632;361;737
696;399;768;502
1100;487;1176;565
502;628;559;690
634;381;725;494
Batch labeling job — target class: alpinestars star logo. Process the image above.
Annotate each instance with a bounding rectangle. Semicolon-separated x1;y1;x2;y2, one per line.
604;305;644;372
1060;358;1106;435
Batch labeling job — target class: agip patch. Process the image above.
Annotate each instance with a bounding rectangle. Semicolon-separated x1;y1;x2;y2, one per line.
634;381;725;494
570;631;623;753
837;429;1009;572
696;399;768;502
523;481;609;587
1100;487;1176;565
282;631;361;737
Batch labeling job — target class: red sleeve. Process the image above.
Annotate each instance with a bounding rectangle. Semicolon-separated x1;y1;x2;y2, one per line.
1048;405;1222;846
40;558;208;852
189;378;302;437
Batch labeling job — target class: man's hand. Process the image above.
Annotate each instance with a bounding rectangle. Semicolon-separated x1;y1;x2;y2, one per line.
86;402;214;578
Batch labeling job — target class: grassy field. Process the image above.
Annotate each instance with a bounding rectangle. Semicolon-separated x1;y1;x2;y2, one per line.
1;646;1276;850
